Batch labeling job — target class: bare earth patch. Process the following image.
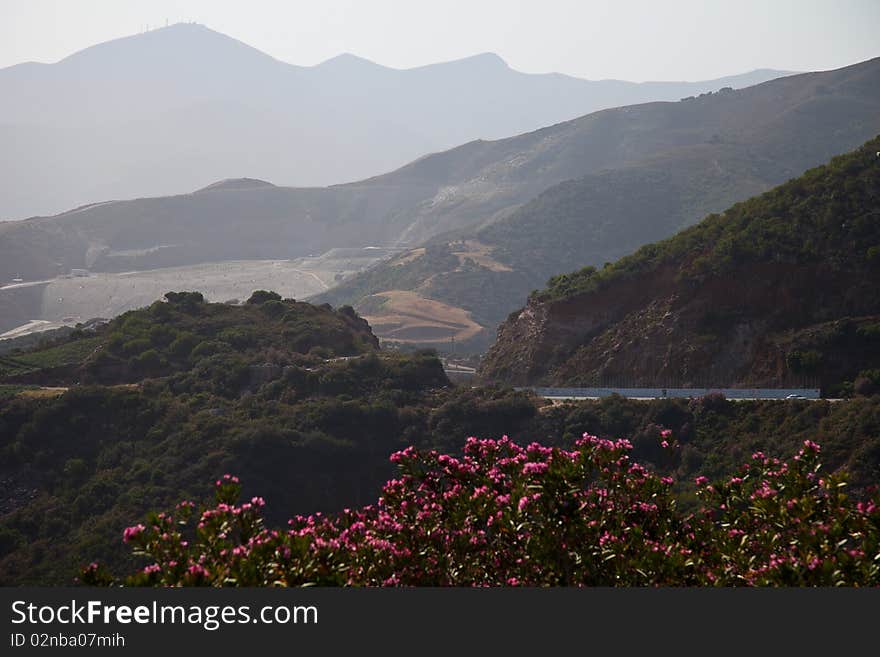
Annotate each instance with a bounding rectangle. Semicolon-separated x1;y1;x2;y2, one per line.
361;290;483;343
0;248;400;339
18;387;68;399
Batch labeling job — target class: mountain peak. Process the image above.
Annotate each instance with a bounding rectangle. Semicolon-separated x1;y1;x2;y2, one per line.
465;52;507;66
58;22;281;69
196;178;276;193
315;53;382;70
438;51;509;70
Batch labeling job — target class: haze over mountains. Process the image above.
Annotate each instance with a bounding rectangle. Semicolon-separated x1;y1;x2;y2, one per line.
0;22;794;220
4;8;880;593
317;56;880;344
3;25;880;350
1;51;878;339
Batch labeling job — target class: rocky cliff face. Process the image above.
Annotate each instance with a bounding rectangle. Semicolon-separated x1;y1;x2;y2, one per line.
482;262;880;390
479;138;880;392
480;266;679;385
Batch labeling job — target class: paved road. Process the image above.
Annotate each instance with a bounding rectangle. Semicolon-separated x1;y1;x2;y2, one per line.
0;279;51;291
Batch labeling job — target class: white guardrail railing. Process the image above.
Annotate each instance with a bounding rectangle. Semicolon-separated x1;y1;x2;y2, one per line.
519;387;822;400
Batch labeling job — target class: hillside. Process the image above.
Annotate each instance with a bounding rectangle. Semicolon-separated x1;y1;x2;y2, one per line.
318;57;880;348
0;293;455;584
0;22;792;220
3;56;877;342
0;65;801;286
479;137;880;393
4;370;879;584
2;295;878;585
0;291;379;387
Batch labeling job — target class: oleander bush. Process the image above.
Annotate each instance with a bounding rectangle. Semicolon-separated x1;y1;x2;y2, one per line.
87;434;880;587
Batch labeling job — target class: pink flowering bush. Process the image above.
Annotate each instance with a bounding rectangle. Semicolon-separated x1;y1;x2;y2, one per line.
85;436;880;586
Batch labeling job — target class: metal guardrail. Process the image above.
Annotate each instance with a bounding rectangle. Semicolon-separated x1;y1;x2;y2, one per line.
519;387;822;400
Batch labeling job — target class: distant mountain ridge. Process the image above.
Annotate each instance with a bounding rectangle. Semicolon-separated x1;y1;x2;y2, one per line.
0;22;794;220
196;178;276;193
318;56;880;347
478;137;880;392
2;56;879;343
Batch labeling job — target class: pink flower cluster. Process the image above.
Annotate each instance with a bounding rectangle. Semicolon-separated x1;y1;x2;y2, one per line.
92;437;880;588
122;524;145;543
215;474;240;487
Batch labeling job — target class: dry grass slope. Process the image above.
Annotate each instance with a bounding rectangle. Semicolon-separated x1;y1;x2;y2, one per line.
362;290;483;343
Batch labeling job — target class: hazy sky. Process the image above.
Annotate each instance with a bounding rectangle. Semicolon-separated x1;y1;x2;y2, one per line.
2;0;878;80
